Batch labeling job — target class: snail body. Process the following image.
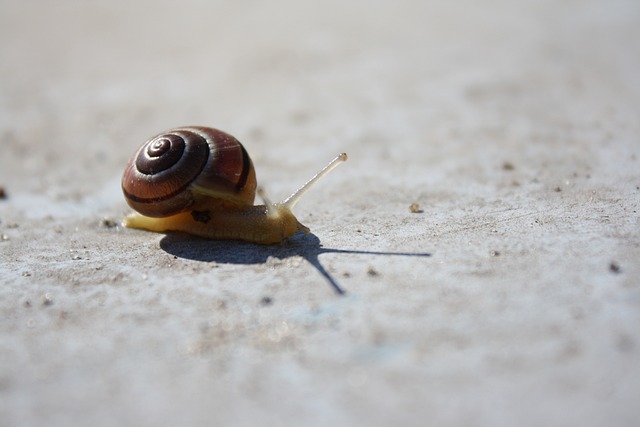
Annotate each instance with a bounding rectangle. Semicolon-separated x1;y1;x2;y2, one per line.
121;126;347;244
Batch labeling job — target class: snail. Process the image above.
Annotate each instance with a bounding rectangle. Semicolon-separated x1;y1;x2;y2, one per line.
121;126;347;244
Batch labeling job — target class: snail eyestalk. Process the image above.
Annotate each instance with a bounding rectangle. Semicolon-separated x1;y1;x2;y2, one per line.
283;153;348;210
257;187;277;218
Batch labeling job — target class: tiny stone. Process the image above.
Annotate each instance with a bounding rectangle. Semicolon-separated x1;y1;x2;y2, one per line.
42;293;53;306
409;203;423;213
502;161;515;170
100;217;118;228
367;267;379;277
609;261;621;273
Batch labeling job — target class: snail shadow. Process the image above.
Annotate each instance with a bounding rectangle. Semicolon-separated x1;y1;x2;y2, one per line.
159;232;432;295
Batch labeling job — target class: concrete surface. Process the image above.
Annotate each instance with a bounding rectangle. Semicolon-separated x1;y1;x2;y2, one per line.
1;1;639;426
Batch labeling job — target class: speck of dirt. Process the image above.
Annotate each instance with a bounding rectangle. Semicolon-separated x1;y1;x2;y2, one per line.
191;210;211;224
0;187;6;199
367;266;379;277
502;161;514;170
42;293;53;306
260;296;273;306
409;203;423;213
609;261;621;274
554;186;562;192
100;217;118;228
490;250;500;257
21;271;31;277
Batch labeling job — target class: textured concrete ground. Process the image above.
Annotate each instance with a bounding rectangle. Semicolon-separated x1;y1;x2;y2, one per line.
1;1;639;426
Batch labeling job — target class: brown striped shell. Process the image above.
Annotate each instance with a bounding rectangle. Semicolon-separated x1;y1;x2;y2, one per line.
121;127;257;217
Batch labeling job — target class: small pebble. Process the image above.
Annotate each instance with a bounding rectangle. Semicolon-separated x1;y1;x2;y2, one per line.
409;203;423;213
100;217;118;228
42;293;53;306
609;261;621;274
502;161;515;170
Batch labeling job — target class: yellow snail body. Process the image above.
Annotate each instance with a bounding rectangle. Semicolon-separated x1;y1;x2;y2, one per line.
121;126;347;244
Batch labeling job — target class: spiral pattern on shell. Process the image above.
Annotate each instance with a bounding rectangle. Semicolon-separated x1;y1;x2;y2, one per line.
122;127;257;217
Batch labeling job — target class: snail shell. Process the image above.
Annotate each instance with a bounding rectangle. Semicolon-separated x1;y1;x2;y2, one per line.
121;126;347;244
121;126;257;217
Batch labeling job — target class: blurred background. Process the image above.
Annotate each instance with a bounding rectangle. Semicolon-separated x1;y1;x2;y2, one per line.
1;1;639;426
3;0;637;203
